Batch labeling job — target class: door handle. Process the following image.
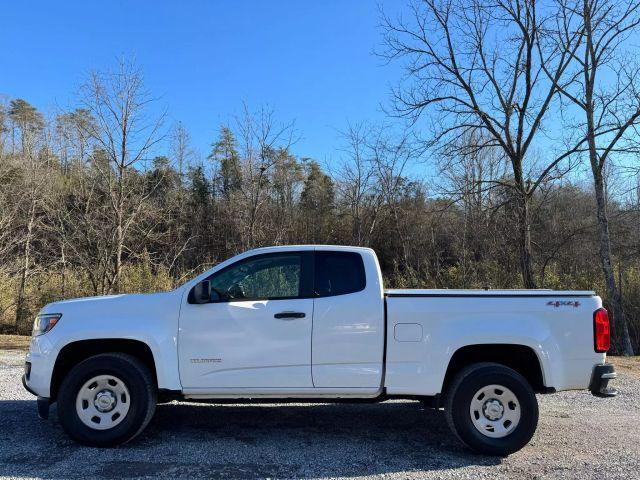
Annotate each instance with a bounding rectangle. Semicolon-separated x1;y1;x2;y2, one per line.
274;312;306;319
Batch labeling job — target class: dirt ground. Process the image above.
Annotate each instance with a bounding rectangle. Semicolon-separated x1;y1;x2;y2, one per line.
611;355;640;377
0;335;30;350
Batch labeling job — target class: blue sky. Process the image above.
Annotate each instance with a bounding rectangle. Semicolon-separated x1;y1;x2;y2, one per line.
0;1;404;164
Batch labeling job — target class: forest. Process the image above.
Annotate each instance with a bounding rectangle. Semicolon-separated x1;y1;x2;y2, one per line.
2;0;640;355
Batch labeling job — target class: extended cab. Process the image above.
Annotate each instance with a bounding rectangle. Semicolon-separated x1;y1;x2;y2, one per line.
22;246;617;454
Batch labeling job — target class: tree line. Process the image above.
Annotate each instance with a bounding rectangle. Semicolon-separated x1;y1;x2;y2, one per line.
1;0;640;355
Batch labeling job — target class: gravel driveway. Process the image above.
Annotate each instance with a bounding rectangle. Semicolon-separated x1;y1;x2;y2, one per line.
1;349;638;479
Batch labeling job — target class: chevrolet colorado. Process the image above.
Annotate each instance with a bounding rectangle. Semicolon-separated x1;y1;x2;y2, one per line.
22;245;617;455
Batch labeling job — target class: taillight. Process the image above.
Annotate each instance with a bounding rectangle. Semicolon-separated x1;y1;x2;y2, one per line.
593;308;610;353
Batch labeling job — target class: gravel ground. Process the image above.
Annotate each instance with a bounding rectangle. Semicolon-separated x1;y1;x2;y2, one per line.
1;349;638;480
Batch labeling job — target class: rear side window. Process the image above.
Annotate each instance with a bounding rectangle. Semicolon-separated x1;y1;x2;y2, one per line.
314;251;366;297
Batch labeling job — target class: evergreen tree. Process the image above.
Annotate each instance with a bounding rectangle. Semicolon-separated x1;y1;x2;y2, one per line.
209;126;242;199
300;160;334;242
8;99;44;154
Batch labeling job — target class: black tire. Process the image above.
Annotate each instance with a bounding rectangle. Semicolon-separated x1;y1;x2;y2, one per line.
445;362;538;456
57;353;157;447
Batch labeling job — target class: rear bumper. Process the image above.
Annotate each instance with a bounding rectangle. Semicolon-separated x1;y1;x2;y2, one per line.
589;363;617;397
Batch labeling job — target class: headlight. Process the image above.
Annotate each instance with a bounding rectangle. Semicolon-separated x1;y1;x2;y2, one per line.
32;313;62;336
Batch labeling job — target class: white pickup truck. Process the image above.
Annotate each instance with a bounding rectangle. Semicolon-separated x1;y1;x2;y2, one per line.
23;245;617;455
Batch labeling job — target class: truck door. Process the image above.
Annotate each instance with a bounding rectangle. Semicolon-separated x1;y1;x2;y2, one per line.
311;250;385;388
178;252;314;389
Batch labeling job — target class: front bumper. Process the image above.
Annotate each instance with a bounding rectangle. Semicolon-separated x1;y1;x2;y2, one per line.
22;373;37;396
589;363;617;397
22;374;50;419
23;339;55;398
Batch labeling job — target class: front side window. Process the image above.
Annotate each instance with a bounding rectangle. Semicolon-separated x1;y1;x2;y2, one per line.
314;251;366;297
209;254;302;301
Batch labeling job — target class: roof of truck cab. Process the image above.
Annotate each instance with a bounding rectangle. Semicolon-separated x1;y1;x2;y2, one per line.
245;245;375;254
385;289;596;297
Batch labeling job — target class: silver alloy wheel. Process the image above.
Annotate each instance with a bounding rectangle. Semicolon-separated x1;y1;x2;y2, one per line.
75;375;130;430
469;384;521;438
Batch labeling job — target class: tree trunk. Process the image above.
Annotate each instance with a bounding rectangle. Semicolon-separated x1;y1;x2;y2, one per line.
112;161;126;294
518;193;537;289
593;169;634;355
582;7;635;353
60;241;67;297
15;203;36;333
114;215;123;294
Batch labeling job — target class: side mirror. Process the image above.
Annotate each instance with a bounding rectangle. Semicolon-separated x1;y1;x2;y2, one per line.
191;280;212;304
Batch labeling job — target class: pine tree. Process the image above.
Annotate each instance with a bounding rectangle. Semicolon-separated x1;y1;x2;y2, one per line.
209;126;242;199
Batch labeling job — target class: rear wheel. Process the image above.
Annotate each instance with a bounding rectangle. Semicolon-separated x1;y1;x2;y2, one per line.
57;353;156;447
445;362;538;456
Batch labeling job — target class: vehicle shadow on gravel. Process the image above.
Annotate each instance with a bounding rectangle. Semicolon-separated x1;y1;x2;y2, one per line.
0;399;500;479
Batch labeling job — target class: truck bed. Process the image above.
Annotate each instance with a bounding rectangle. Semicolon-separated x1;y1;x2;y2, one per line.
383;288;603;396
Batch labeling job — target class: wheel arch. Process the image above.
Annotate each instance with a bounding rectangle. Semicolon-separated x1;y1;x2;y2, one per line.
51;338;158;401
442;343;548;395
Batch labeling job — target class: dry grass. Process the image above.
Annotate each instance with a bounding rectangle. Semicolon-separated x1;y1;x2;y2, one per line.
610;355;640;378
0;335;30;350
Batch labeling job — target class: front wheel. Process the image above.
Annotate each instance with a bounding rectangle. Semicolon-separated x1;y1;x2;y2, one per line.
445;362;538;456
57;353;157;447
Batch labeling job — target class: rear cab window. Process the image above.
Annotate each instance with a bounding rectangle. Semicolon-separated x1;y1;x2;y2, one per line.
314;251;366;297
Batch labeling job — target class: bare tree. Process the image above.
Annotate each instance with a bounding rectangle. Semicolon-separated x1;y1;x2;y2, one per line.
170;121;194;178
437;132;511;285
380;0;586;287
546;0;640;354
78;58;166;293
234;104;297;249
335;124;384;246
369;127;423;266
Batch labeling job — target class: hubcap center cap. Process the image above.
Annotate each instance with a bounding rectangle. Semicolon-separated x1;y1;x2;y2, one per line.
94;390;117;412
483;399;504;420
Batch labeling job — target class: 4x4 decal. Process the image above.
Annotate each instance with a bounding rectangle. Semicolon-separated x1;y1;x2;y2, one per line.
547;300;580;308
